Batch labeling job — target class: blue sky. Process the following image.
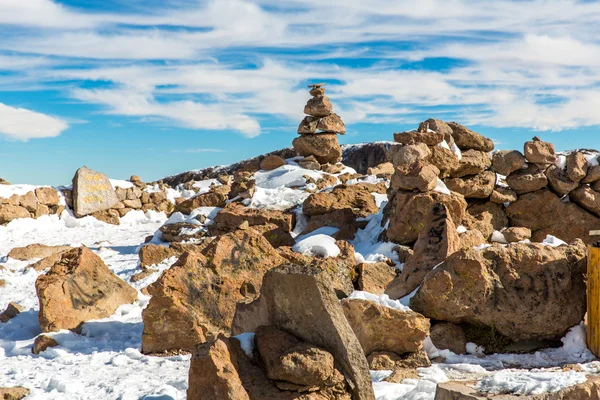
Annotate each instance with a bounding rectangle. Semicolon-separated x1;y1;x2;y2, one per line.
2;0;600;185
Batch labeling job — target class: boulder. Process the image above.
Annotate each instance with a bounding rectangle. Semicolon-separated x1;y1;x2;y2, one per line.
0;387;30;400
159;222;206;242
523;137;557;164
410;240;587;341
492;150;526;176
394;130;444;146
141;228;286;353
458;230;487;251
545;166;578;196
0;204;30;224
138;244;180;268
230;172;256;200
583;165;600;184
506;188;600;244
430;323;467;354
570;185;600;216
367;350;431;371
71;166;120;217
386;203;460;299
505;164;548;194
303;208;357;235
566;152;588;182
367;162;394;177
8;244;71;261
92;209;121;225
356;262;397;295
317;113;346;134
260;155;286;171
490;187;517;204
444;171;495;199
231;264;376;400
18;191;38;212
175;185;229;214
427;146;460;178
341;298;429;356
297;116;319;134
32;334;59;354
304;96;333;117
419;118;455;146
447;122;494;152
35;187;60;206
211;203;294;234
36;247;137;332
293;134;342;164
303;185;378;218
0;302;23;323
297;155;321;170
390;143;431;166
390;161;440;193
384;190;467;244
502;227;531;243
462;201;508;240
448;150;492;178
27;249;74;272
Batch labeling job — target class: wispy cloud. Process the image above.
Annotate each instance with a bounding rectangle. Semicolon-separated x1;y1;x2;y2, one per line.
0;103;68;140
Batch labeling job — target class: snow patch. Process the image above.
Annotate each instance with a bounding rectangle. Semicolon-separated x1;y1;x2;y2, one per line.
292;234;340;258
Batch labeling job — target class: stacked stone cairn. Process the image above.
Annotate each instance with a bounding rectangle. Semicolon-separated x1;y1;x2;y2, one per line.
293;83;345;168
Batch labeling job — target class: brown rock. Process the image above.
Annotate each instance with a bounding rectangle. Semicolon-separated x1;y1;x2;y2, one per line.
566;152;588;182
298;116;319;134
34;203;50;218
230;172;256;200
0;204;30;224
458;230;487;251
490;187;518;204
122;198;142;209
304;96;333;117
427;146;460;178
384;190;467;244
411;240;587;341
367;350;431;371
394;130;444;146
506;164;548;194
18;191;38;212
317;113;346;134
27;250;73;272
356;262;397;295
419;118;455;146
386;203;460;299
447;122;494;152
8;244;71;261
383;368;420;383
570;185;600;216
36;247;137;332
231;264;376;400
449;150;492;178
303;185;378;218
212;202;294;234
502;227;531;243
390;161;440;193
430;323;467;354
545;166;578;196
523;137;557;164
159;222;206;243
260;155;286;171
0;302;23;323
390;143;432;166
138;244;179;268
293;134;342;165
251;223;296;248
32;334;59;354
445;171;495;199
321;163;344;174
35;187;60;206
492;150;526;176
0;387;30;400
91;209;120;225
298;156;321;171
583;165;600;184
367;162;394;177
303;208;356;235
462;201;508;240
176;185;229;214
141;229;286;353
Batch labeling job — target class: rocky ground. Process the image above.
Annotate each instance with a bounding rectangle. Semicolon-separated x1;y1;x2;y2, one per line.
2;93;600;399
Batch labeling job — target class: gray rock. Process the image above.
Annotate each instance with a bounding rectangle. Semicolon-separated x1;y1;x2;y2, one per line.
72;166;119;217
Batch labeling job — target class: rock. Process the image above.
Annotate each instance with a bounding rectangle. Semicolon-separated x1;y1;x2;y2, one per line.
260;155;286;171
0;204;30;224
0;387;30;400
304;96;333;117
317;113;346;134
447;122;494;152
298;115;319;134
390;143;432;166
139;244;179;268
0;178;10;185
175;185;229;214
502;227;531;242
34;203;50;217
341;298;429;356
506;188;600;244
91;209;120;225
212;202;294;234
384;190;467;244
545;166;578;196
27;249;73;272
394;130;444;146
505;164;548;194
462;201;508;240
427;146;460;178
492;150;527;176
159;222;206;242
122;198;142;209
566;152;588;182
230;172;256;200
293;134;342;164
570;185;600;216
523;137;557;164
411;240;587;341
231;264;376;400
36;247;137;332
390;161;440;192
367;351;431;371
449;150;492;178
490;187;518;204
383;368;420;383
367;162;394;177
583;165;600;184
303;185;378;218
386;203;460;299
255;325;336;386
32;334;59;354
34;187;60;206
8;244;71;261
142;229;285;353
303;208;357;235
0;302;23;323
297;155;321;170
458;230;487;251
18;191;38;212
430;323;467;354
356;262;397;295
71;166;120;217
444;171;495;199
250;223;296;248
419;118;455;146
321;163;344;174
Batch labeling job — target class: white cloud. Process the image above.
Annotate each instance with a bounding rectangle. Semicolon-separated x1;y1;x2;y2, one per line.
0;103;68;140
183;148;224;153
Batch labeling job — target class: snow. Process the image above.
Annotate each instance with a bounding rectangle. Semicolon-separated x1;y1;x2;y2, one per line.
491;230;507;244
191;178;221;194
0;184;42;199
555;155;567;170
348;291;410;312
233;332;255;358
292;234;340;258
254;165;322;189
295;226;340;242
542;234;567;247
456;225;467;234
247;187;310;210
351;202;400;265
434;178;451;195
474;370;587;395
109;179;134;189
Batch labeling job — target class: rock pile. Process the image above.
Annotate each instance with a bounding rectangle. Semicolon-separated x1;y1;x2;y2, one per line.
293;84;344;166
0;187;63;224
